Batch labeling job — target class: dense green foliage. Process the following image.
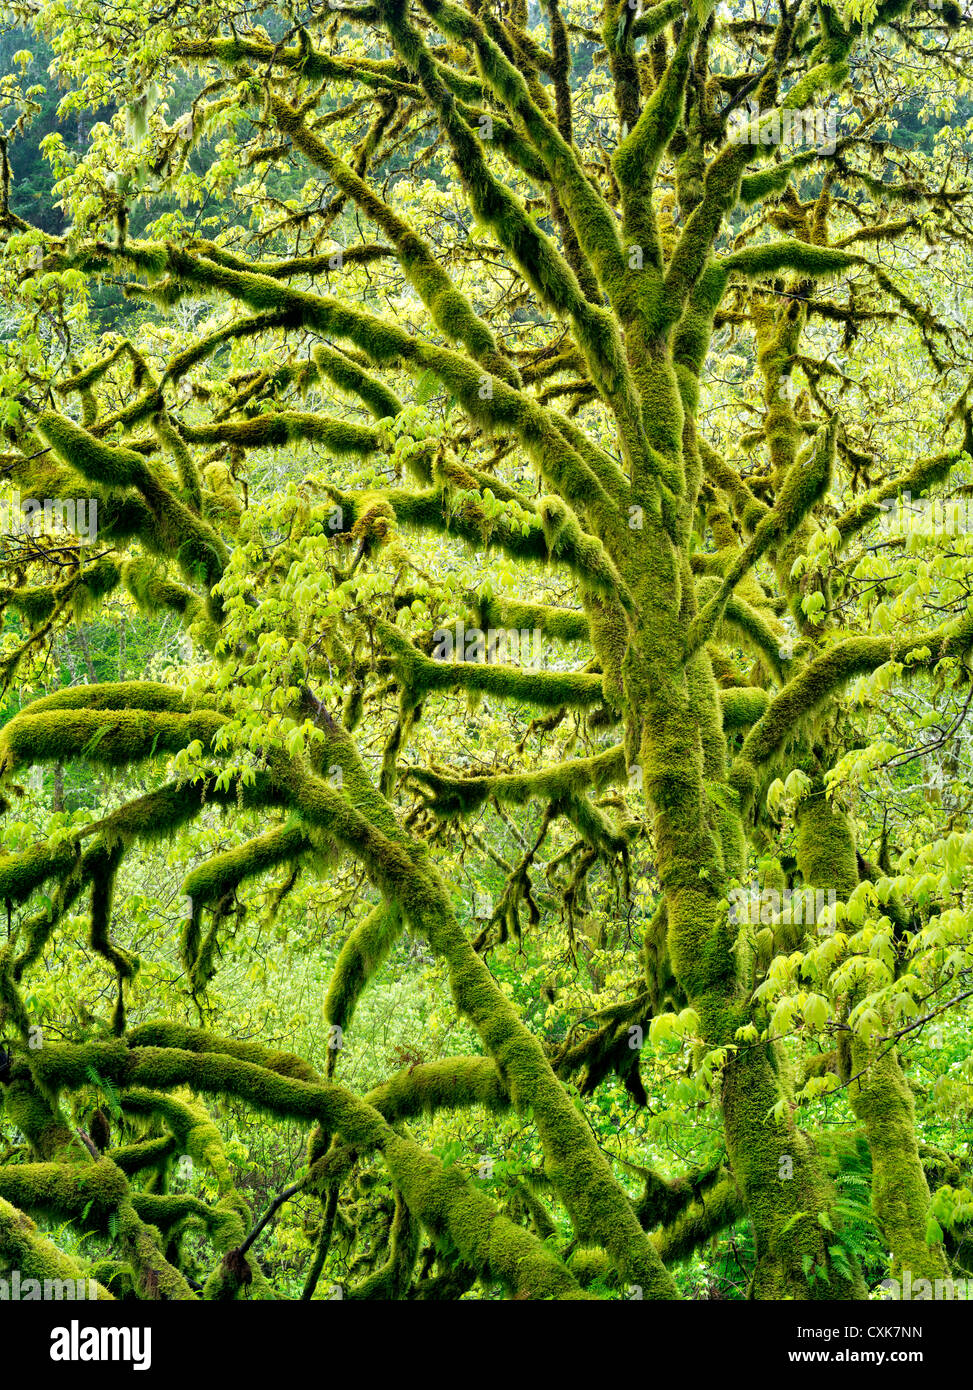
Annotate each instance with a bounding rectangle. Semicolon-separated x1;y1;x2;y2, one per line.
0;0;970;1303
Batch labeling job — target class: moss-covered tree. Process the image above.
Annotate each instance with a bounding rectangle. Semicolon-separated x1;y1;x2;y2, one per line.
0;0;971;1300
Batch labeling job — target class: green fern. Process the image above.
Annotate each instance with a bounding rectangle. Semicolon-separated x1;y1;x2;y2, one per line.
830;1164;886;1281
84;1063;122;1118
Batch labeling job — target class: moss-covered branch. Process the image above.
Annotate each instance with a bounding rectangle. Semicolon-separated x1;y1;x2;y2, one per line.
28;1038;590;1300
0;1195;113;1299
377;617;605;709
731;605;973;807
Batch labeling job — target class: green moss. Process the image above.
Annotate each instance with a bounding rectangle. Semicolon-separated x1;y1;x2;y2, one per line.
283;747;680;1297
183;833;309;991
2;1064;78;1161
183;410;381;456
835;448;962;546
566;1246;610;1287
126;1022;325;1086
475;594;589;644
0;1161;129;1224
325;900;403;1035
686;417;837;658
312;343;402;419
131;1192;243;1251
37;411;152;490
408;744;626;818
729;604;973;810
0;708;226;775
722;240;859;283
365;1057;509;1123
0;839;81;905
720;685;770;731
122;558;207;628
4;586;57;626
795;790;858;897
0;1196;113;1299
272;93;520;389
651;1176;744;1264
846;1045;949;1283
35;410;227;599
107;1134;177;1175
378;618;605;709
116;1197;198;1300
30;1033;589;1299
795;796;948;1283
346;1188;420;1299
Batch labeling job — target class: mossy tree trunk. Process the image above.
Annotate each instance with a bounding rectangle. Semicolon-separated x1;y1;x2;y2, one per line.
1;0;970;1299
795;793;948;1287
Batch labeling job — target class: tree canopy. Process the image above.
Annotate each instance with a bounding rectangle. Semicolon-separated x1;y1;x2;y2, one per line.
0;0;971;1306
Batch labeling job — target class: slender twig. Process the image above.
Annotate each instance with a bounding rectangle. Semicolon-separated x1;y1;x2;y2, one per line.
238;1178;306;1257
